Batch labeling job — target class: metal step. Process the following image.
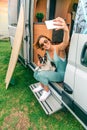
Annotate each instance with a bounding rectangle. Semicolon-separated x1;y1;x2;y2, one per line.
29;82;62;115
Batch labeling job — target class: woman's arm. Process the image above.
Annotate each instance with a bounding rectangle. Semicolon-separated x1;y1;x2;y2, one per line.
53;17;69;50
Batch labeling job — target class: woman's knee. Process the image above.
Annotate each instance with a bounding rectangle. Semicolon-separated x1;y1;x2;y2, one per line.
34;71;44;79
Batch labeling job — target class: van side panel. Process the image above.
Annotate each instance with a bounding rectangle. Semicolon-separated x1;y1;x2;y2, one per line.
64;34;79;98
74;34;87;112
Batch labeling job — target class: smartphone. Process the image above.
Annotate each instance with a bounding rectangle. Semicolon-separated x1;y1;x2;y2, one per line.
45;20;58;30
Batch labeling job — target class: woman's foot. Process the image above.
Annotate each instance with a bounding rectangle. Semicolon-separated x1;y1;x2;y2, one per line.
39;90;51;101
33;85;43;92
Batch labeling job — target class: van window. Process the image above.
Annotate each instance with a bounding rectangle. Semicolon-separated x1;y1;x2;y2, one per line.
73;0;87;34
81;42;87;67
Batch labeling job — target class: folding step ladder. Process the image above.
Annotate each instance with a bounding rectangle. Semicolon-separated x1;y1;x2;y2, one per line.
29;82;63;115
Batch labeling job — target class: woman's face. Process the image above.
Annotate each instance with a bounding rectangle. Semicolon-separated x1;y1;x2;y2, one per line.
39;37;51;50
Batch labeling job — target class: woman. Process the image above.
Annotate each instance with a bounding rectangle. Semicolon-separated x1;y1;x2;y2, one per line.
33;17;69;101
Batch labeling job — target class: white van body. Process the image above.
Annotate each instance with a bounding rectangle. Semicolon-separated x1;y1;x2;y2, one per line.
8;0;87;129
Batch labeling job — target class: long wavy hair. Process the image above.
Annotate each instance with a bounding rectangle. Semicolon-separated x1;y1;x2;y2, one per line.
34;35;52;50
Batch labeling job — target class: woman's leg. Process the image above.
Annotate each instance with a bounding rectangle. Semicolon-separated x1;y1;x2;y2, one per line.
33;70;63;101
39;83;51;102
43;85;49;92
33;82;49;92
34;70;63;85
40;82;49;92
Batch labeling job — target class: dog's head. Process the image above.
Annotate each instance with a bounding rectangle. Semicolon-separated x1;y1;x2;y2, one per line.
38;53;47;64
37;53;57;71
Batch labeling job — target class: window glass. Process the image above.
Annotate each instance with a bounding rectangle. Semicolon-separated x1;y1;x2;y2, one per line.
81;48;87;67
73;0;87;34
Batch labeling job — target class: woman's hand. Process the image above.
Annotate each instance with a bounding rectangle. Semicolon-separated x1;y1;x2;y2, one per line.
53;17;69;50
53;17;68;32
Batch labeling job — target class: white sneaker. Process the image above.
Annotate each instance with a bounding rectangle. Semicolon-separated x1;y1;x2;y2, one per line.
33;85;43;93
39;90;51;102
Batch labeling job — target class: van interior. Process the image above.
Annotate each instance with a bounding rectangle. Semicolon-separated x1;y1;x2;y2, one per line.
33;0;78;65
8;0;79;66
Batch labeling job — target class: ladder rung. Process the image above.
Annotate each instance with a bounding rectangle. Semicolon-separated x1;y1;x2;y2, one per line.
29;82;62;115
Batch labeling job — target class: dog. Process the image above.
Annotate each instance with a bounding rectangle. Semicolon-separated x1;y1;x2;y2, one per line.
35;53;56;71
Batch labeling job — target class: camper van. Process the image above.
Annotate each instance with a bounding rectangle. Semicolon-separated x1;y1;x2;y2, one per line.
7;0;87;129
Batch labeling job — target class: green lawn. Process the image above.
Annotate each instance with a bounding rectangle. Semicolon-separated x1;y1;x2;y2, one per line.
0;39;84;130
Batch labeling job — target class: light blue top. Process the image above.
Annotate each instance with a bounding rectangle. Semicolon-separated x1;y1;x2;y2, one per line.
34;48;67;85
46;48;67;75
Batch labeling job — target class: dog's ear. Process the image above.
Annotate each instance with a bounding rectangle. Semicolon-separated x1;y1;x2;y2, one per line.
37;54;41;59
37;54;43;63
44;53;47;62
50;61;57;71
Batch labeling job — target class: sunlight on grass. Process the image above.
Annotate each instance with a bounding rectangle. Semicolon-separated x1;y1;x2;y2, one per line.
0;39;84;130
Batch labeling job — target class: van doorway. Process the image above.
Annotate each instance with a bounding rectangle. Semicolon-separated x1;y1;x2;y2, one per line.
49;0;56;20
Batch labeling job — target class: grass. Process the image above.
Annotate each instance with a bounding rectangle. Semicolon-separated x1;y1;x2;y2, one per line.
0;39;85;130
